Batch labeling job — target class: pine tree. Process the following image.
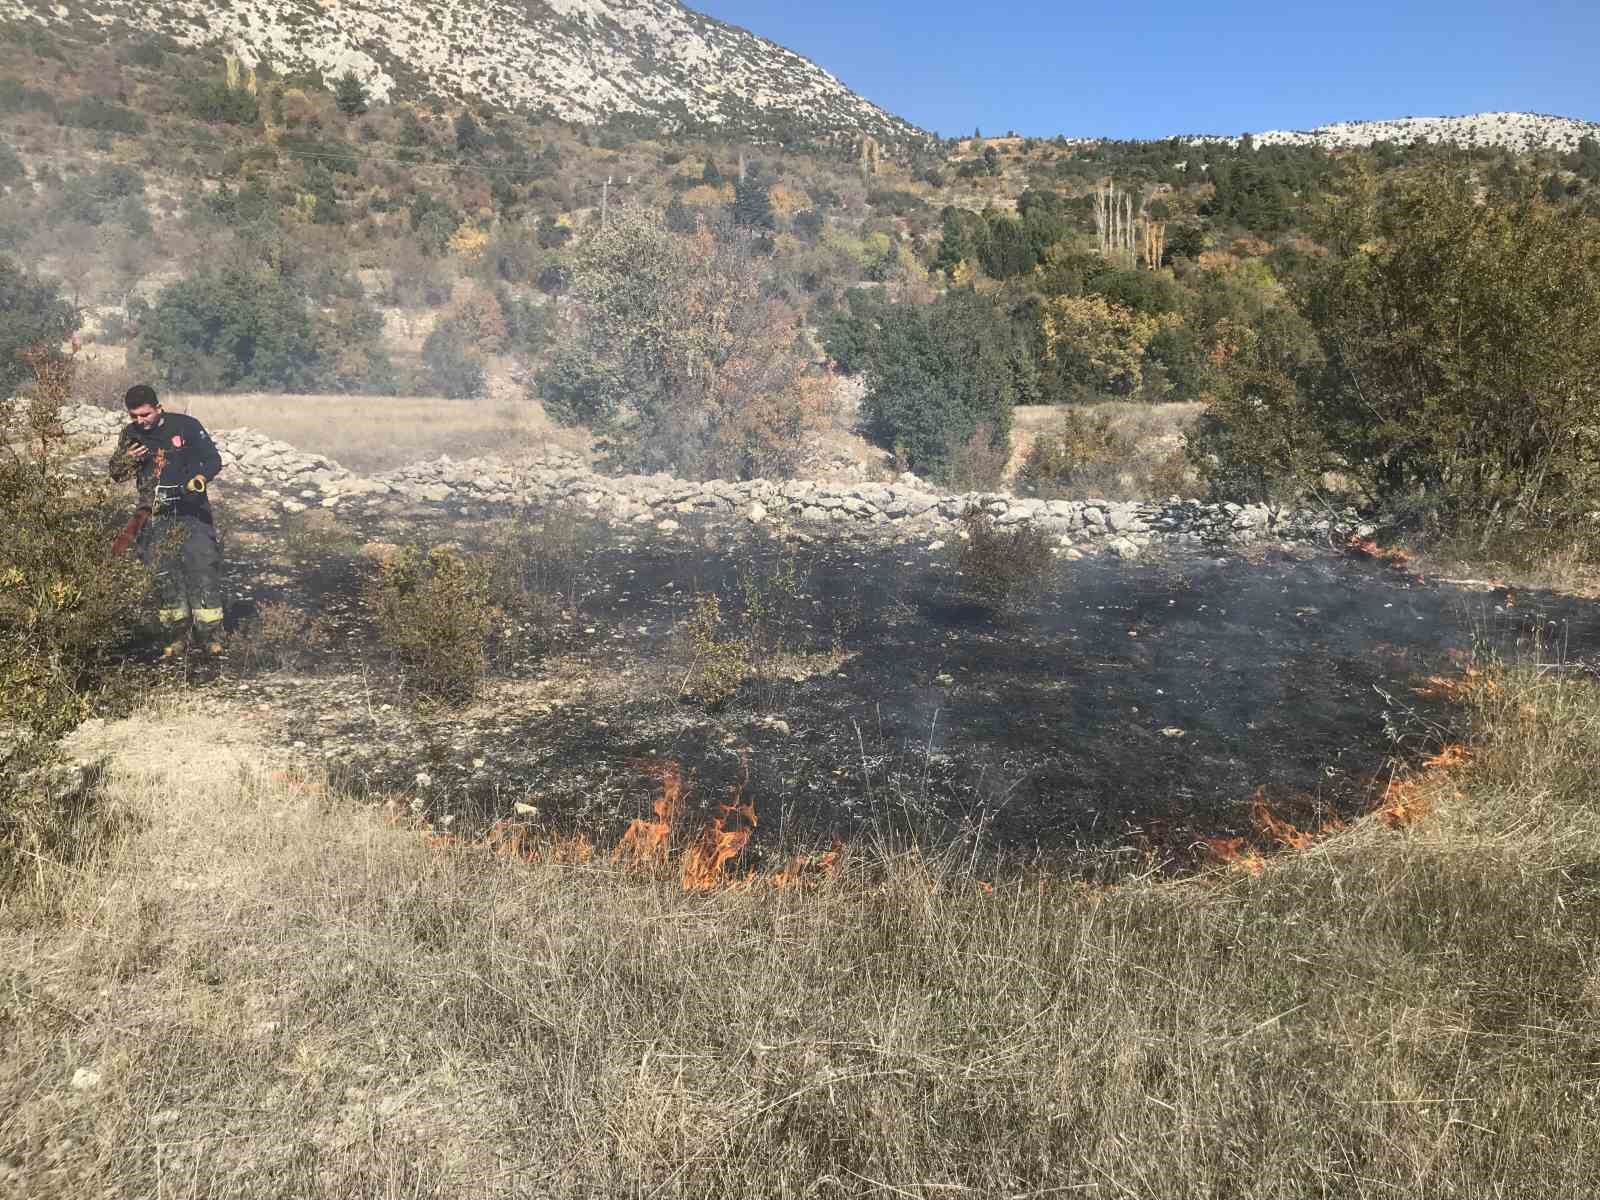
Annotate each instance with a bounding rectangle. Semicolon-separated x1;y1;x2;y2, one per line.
454;111;482;154
731;174;774;230
334;70;369;117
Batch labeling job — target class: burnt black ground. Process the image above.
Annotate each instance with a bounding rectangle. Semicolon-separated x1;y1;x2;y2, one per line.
198;503;1600;871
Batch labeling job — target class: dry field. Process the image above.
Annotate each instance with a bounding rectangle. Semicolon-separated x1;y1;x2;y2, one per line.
169;392;591;474
5;663;1600;1197
1007;400;1202;493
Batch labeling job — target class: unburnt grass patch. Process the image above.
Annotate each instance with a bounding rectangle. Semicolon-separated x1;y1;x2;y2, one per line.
4;670;1600;1196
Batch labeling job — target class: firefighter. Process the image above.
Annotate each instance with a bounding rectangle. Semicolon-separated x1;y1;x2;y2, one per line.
109;384;227;658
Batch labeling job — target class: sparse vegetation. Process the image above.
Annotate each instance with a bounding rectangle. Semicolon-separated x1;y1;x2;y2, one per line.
6;664;1600;1194
1018;407;1134;496
229;600;334;674
365;545;494;702
482;508;586;659
6;20;1600;1194
1;351;147;896
950;505;1055;608
677;592;752;709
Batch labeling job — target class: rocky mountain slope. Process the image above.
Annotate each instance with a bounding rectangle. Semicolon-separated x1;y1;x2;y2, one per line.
1195;111;1600;153
0;0;923;144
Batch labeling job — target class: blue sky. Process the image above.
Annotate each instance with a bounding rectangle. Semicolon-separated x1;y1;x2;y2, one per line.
692;0;1598;140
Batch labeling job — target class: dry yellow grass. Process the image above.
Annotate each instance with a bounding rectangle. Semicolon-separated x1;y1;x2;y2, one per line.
1008;400;1202;495
167;392;591;474
6;665;1600;1197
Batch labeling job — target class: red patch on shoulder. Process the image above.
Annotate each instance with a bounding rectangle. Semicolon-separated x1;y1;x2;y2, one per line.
170;434;184;448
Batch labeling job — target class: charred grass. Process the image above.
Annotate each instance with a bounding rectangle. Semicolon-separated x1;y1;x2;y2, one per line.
4;664;1600;1198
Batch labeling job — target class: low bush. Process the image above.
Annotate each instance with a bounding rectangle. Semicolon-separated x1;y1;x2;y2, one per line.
59;98;147;135
420;322;486;399
677;593;751;710
229;600;333;674
950;506;1054;609
942;420;1011;492
280;510;363;568
365;546;494;702
2;351;148;898
484;510;585;660
0;254;79;398
139;268;392;394
1017;408;1134;498
0;141;23;184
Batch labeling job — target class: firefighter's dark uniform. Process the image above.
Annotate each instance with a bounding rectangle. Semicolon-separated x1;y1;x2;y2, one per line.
109;412;226;643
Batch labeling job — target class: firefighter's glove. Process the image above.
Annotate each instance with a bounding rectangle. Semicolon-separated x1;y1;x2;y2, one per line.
185;474;207;494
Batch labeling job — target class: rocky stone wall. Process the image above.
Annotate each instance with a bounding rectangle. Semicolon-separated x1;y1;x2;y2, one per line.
59;404;1361;556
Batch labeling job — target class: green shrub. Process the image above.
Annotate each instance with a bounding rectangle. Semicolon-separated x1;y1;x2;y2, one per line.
0;255;79;398
182;79;260;126
420;321;486;399
334;70;369;117
0;141;23;184
2;351;149;896
0;79;54;115
858;289;1039;482
1197;165;1600;553
49;163;144;227
60;98;147;135
538;205;822;480
678;593;751;710
949;506;1054;610
123;39;167;68
139;268;390;393
366;547;494;702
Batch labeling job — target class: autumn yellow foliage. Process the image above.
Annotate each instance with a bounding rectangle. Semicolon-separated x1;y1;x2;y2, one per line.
448;224;491;262
680;183;734;208
767;183;808;217
1041;295;1179;396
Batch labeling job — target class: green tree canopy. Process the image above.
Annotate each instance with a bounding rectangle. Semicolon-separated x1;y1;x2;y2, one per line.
138;268;391;393
539;206;822;479
1197;166;1600;549
0;256;79;397
334;70;369;117
857;289;1039;480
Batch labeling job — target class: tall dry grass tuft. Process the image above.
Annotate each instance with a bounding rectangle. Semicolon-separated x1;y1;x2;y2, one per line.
4;669;1600;1196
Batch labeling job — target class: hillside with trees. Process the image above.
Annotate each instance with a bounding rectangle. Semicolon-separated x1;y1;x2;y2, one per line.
3;21;1600;556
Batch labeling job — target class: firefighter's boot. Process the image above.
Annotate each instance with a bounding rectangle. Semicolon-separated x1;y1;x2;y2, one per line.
195;622;225;656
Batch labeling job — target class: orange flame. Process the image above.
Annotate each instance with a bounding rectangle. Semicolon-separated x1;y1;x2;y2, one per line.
1248;788;1318;850
483;820;596;865
1346;536;1413;567
680;798;758;891
1412;669;1497;700
1421;744;1470;771
612;761;684;868
771;837;845;889
1375;777;1431;828
1199;836;1265;874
